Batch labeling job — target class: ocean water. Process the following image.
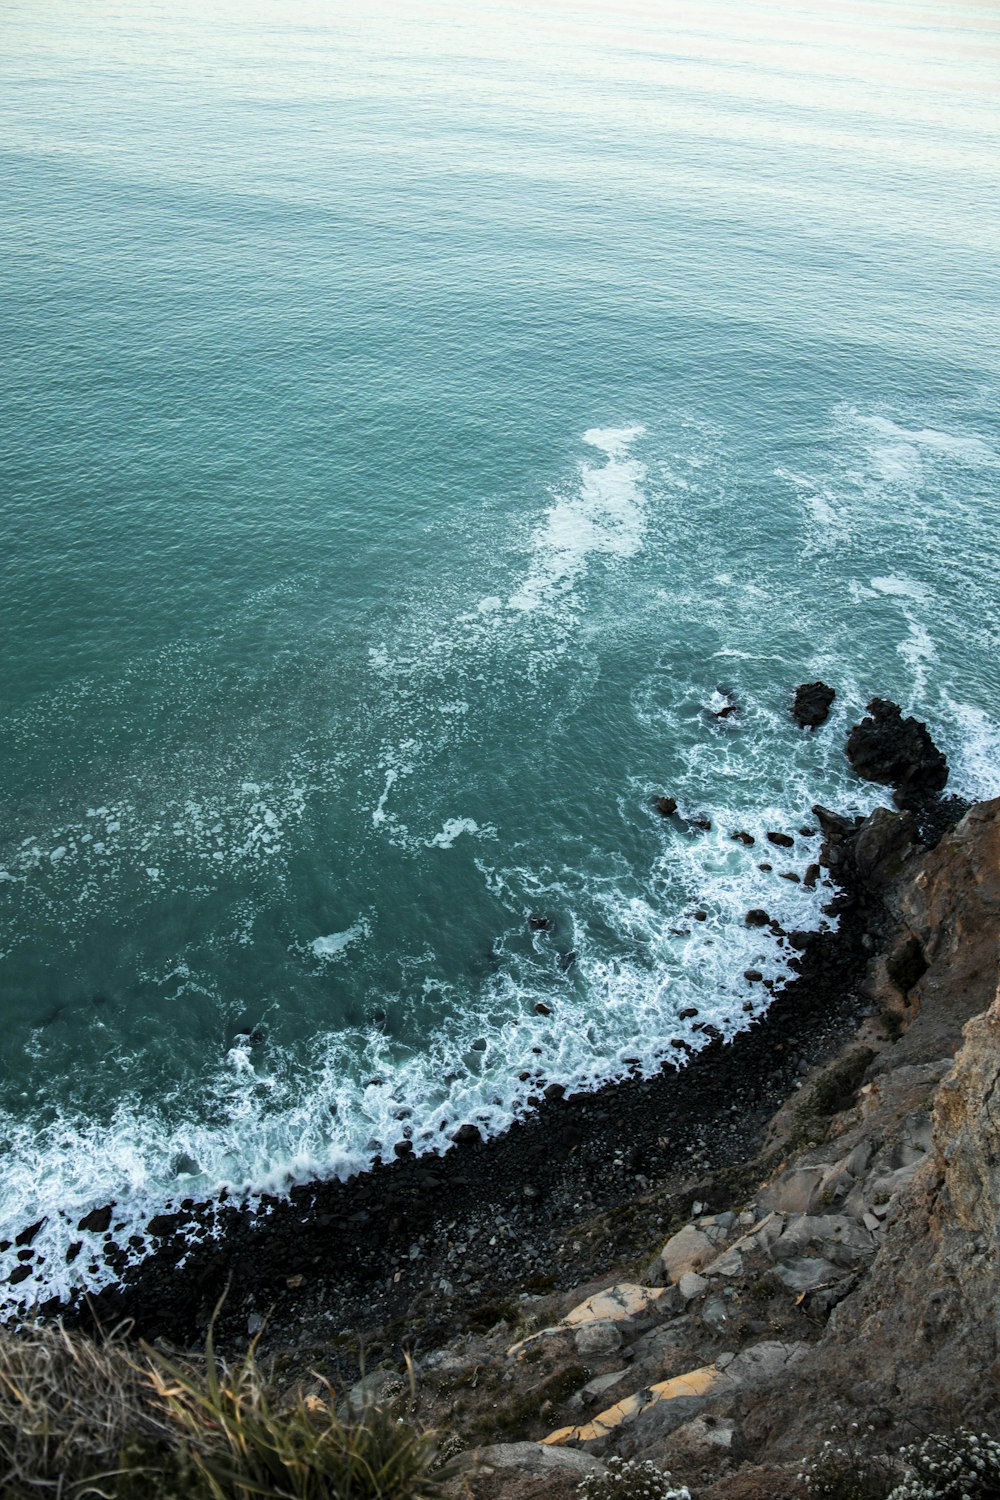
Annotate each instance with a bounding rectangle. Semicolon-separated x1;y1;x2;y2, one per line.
1;0;998;1309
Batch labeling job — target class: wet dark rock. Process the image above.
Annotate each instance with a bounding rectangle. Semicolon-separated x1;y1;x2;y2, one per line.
66;1242;82;1264
744;970;763;983
745;909;770;927
803;863;822;888
686;816;713;832
851;807;920;887
394;1141;414;1159
451;1123;483;1146
534;1002;552;1016
558;951;577;972
543;1083;565;1102
711;686;740;721
15;1218;46;1248
845;698;949;807
788;931;812;950
528;915;552;931
77;1206;112;1234
813;804;862;845
758;862;773;871
779;871;801;883
8;1266;32;1285
731;831;755;846
679;1007;699;1020
146;1214;182;1239
767;831;795;848
793;681;836;729
693;910;708;921
654;795;678;817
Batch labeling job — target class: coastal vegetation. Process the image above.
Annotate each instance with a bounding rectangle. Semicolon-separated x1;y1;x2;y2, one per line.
0;1322;457;1499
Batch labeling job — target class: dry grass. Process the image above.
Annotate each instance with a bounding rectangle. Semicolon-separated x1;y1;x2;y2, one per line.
0;1320;463;1500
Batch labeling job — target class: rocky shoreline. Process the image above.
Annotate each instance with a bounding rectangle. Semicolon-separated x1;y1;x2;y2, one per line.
6;693;998;1500
39;695;954;1377
69;866;871;1356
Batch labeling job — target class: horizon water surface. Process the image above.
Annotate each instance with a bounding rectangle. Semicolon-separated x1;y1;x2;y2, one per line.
1;0;999;1310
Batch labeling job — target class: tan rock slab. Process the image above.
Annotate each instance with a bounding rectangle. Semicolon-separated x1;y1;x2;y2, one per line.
542;1361;724;1446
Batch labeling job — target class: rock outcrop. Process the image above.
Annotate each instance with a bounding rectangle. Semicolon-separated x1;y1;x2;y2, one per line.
845;697;949;808
792;681;835;729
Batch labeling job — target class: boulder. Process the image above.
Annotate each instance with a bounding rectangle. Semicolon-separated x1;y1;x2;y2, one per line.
793;682;836;729
15;1218;46;1248
475;1442;606;1479
575;1319;624;1356
678;1270;710;1302
146;1213;182;1239
657;1224;717;1282
655;796;678;817
77;1205;112;1234
845;698;948;806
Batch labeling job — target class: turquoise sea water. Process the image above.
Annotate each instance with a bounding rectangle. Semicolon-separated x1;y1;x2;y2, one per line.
1;0;998;1307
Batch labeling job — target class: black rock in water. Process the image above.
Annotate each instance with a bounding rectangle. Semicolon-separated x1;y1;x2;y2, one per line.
845;698;949;807
76;1205;112;1235
792;681;836;729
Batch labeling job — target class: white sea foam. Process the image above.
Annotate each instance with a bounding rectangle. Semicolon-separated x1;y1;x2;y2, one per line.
507;425;647;613
870;575;932;601
857;415;996;464
426;818;486;849
310;921;369;961
897;617;937;702
843;410;997;486
936;697;1000;802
